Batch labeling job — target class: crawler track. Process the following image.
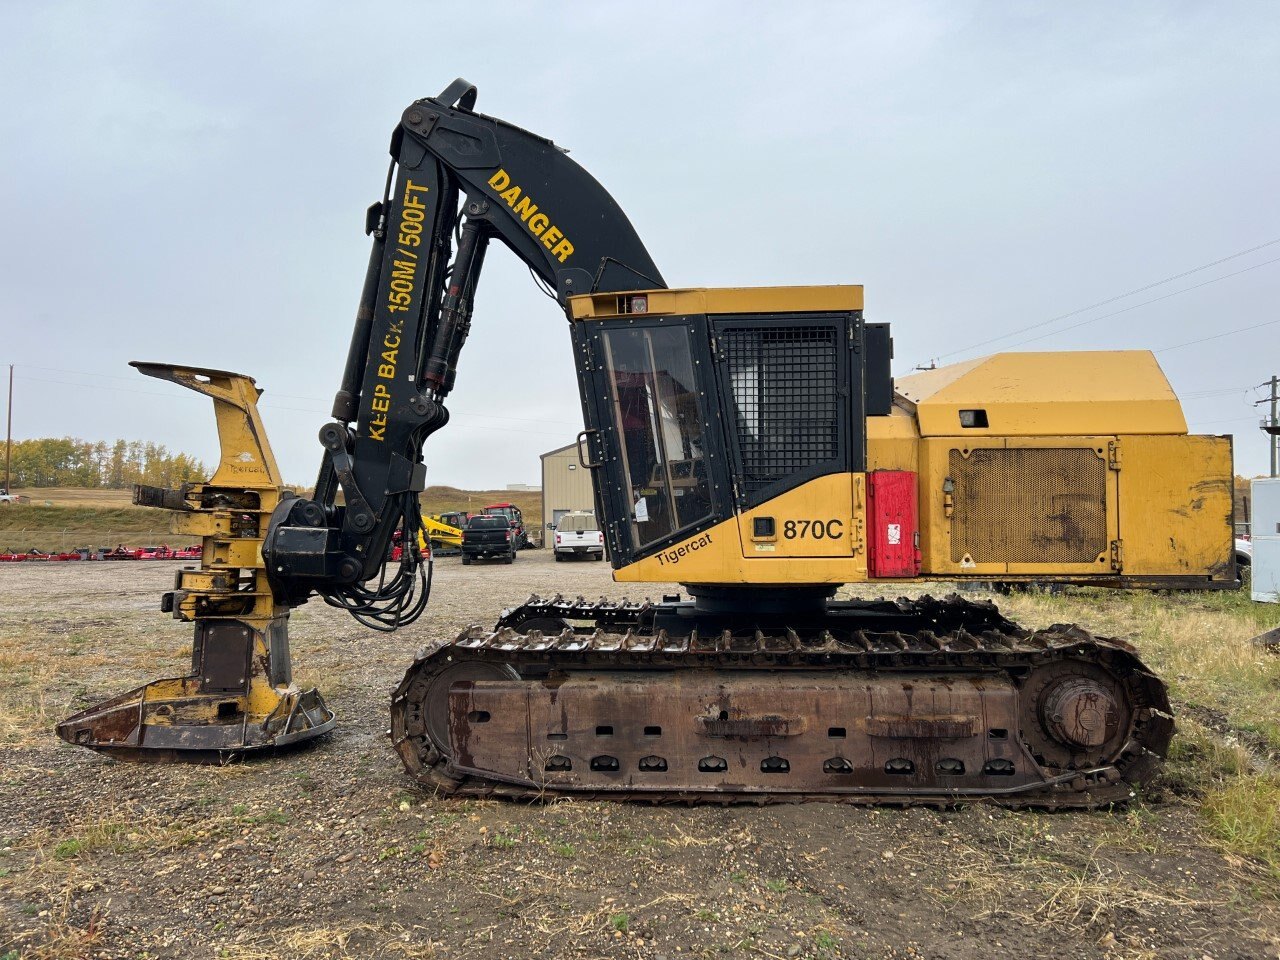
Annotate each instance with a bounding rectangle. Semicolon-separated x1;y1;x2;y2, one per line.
390;595;1172;808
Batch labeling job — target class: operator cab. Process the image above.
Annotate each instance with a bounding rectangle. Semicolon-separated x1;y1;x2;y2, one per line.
568;286;893;570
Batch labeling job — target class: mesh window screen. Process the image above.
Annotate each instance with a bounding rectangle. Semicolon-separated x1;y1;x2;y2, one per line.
949;448;1107;564
721;325;840;496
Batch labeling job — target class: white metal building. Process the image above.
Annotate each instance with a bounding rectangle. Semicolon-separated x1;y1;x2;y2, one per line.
1252;478;1280;603
541;441;596;536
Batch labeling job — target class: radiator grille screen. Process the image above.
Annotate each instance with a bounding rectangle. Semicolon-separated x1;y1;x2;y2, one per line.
949;448;1107;564
721;325;839;495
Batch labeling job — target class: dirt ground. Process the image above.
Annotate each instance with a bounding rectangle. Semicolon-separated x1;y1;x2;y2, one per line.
2;551;1278;960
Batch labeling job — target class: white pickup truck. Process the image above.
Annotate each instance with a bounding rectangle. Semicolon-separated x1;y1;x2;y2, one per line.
0;489;22;506
552;512;604;561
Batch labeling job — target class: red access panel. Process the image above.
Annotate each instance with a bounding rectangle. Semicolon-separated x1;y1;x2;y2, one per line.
867;470;920;577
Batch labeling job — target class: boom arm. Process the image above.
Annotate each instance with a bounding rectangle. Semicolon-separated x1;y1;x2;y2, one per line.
263;79;664;625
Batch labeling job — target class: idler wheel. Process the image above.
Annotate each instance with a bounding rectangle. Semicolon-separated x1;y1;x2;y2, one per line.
422;660;519;756
1022;660;1132;769
391;658;517;790
1039;677;1120;749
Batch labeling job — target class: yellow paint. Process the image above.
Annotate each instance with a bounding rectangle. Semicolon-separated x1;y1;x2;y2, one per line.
866;406;921;474
734;474;856;558
1116;435;1234;579
615;475;867;584
205;538;263;569
133;674;312;728
393;178;430;250
897;351;1187;437
147;366;282;633
128;364;319;731
183;368;283;490
422;514;463;549
620;387;1230;588
569;285;864;320
384;178;430;334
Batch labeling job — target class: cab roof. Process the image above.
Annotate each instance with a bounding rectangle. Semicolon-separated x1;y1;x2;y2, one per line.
568;286;864;320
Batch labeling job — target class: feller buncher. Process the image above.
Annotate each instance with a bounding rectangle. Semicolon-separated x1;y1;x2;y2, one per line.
58;80;1236;807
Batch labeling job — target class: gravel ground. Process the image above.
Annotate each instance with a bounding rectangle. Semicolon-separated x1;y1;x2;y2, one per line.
1;552;1277;959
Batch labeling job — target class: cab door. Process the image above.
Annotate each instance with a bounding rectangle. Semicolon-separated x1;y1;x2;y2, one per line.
573;314;731;567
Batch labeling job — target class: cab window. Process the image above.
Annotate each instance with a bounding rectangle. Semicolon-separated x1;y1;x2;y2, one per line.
602;325;712;547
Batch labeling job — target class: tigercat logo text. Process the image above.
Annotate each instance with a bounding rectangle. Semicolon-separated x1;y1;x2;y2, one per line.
654;532;713;567
486;169;575;263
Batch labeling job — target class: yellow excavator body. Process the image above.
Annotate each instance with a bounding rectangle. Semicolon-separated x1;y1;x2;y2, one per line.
421;514;463;550
566;289;1233;591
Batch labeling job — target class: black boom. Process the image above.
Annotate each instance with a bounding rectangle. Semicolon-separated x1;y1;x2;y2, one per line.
262;79;665;627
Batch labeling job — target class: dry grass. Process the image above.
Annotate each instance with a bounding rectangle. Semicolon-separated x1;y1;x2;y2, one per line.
4;555;1280;956
1084;804;1164;855
0;484;543;551
933;830;1218;933
1002;588;1280;749
20;805;205;869
19;887;106;960
0;504;193;553
6;488;136;508
1203;774;1280;878
1029;861;1207;927
212;922;444;960
866;578;1280;925
416;486;542;528
0;609;189;750
1001;587;1280;888
0;645;59;747
1165;717;1256;790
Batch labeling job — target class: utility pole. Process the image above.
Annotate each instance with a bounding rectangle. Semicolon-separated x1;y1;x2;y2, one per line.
1258;375;1280;478
4;364;11;494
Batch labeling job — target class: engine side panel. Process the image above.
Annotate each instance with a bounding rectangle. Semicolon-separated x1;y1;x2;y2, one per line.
917;436;1121;578
1117;434;1234;580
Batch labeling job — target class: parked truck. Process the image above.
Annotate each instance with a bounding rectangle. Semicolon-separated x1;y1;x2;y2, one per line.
552;511;604;561
461;514;518;565
481;502;530;549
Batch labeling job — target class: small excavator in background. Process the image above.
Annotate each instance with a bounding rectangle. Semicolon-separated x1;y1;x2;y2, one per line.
420;513;463;553
58;80;1234;807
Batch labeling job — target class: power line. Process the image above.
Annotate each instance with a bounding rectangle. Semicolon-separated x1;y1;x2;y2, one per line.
1180;387;1253;400
5;365;12;495
992;254;1280;352
1257;375;1279;477
7;364;161;384
1156;316;1280;354
923;237;1280;364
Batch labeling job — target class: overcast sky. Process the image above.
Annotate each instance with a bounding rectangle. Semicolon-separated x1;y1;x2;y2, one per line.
1;2;1278;487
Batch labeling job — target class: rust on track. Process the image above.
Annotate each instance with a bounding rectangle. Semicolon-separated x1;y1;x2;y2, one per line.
390;595;1172;809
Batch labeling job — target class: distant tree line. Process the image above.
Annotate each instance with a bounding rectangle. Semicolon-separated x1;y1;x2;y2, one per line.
1;438;207;489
